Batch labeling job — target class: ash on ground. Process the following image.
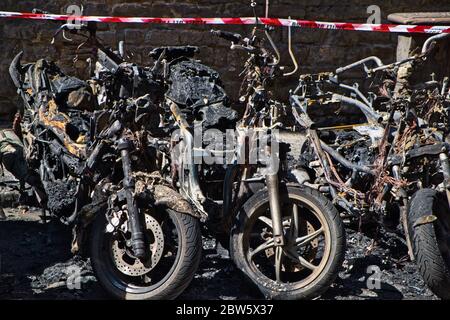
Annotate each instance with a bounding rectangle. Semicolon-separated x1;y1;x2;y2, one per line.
324;228;437;300
0;206;437;300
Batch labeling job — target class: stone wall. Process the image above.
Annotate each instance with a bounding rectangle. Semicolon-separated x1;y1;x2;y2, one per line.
0;0;448;123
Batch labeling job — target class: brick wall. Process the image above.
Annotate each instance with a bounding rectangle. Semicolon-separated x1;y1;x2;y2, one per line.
0;0;448;123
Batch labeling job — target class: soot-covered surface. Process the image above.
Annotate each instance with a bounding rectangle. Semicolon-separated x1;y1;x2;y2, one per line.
0;207;437;300
0;134;439;300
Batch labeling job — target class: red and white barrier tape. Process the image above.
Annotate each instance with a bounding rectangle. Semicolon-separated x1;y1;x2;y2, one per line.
1;11;450;34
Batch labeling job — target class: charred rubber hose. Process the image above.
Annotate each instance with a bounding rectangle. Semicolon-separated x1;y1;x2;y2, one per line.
332;94;383;124
320;140;375;175
118;138;146;259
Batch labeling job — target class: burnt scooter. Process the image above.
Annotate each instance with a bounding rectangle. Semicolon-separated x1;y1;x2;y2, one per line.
290;33;450;299
8;23;207;300
164;19;346;299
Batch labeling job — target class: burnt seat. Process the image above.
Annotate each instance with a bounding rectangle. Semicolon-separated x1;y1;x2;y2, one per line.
388;12;450;25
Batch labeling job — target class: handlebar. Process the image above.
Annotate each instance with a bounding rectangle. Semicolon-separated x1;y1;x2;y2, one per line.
211;29;243;44
211;22;298;75
337;33;450;76
335;56;384;75
211;29;257;52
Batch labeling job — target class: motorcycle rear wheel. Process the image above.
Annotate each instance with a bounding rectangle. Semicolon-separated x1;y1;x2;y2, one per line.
90;208;201;300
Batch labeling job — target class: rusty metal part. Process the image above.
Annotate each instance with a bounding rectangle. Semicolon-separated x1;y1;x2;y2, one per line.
154;184;195;215
134;168;201;219
38;100;86;158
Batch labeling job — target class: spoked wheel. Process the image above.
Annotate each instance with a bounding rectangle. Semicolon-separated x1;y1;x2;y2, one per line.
408;188;450;300
90;208;201;300
231;186;345;300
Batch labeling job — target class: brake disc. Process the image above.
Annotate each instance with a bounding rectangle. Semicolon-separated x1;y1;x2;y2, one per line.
111;214;165;277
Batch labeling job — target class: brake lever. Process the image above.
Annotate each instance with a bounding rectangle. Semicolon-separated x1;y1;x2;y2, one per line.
210;29;243;43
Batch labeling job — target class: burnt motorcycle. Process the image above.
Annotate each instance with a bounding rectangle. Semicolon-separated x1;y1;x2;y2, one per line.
162;22;346;300
290;33;450;299
7;23;214;300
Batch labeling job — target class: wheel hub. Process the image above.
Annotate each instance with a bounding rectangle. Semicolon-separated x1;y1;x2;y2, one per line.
111;214;165;277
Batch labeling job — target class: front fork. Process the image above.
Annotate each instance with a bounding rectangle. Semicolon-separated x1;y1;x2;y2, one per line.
265;170;285;281
118;138;146;259
266;173;285;247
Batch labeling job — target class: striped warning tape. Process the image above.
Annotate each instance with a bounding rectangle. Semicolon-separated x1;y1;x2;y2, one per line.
0;11;449;34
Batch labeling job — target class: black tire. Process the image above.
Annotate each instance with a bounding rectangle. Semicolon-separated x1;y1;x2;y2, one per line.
230;186;345;300
90;209;202;300
407;188;450;300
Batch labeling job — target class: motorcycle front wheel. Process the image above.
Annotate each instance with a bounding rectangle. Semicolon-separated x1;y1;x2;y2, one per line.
230;186;345;300
90;208;201;300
